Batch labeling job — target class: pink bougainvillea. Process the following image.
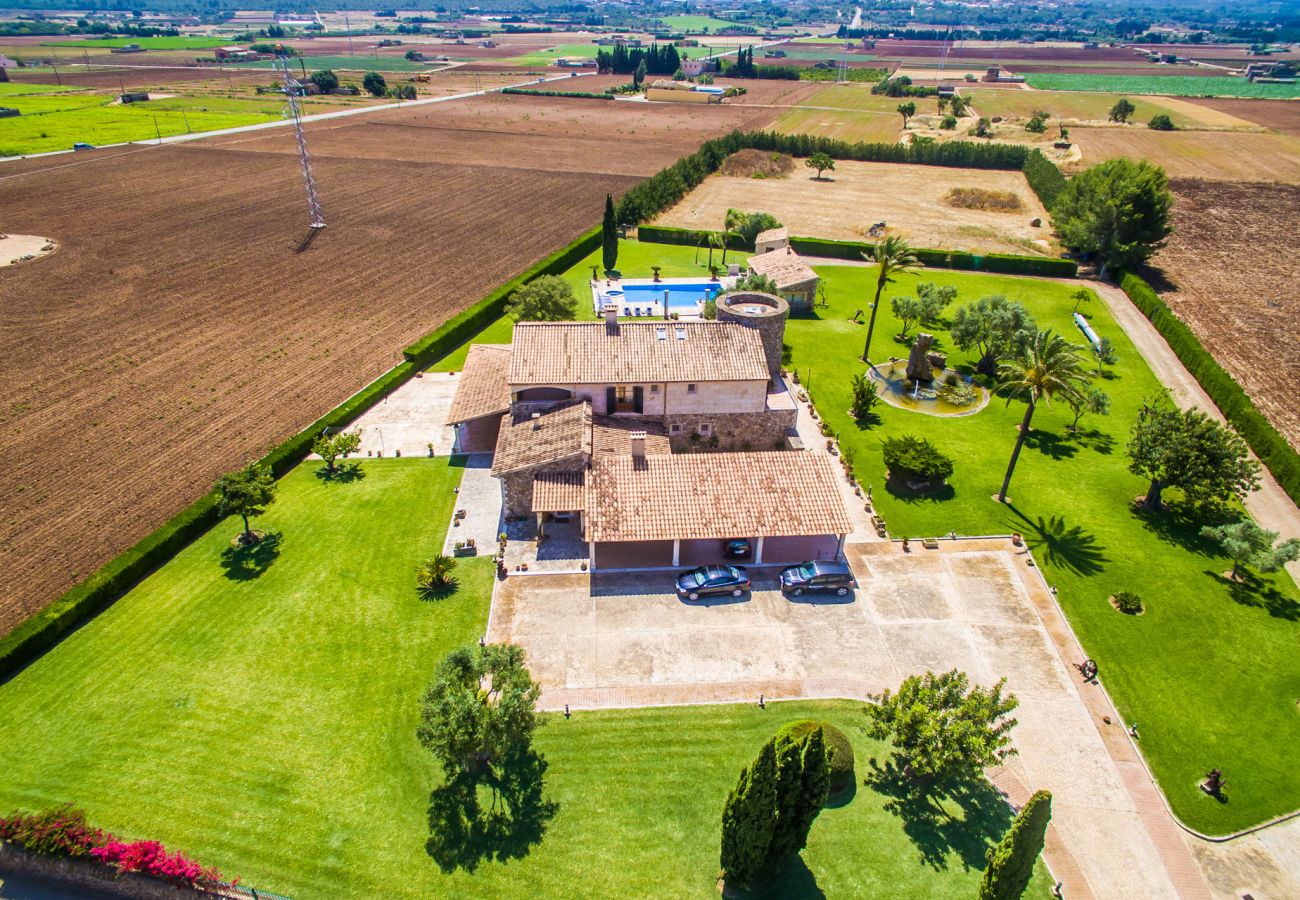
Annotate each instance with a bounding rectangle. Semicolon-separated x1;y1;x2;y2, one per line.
91;839;222;887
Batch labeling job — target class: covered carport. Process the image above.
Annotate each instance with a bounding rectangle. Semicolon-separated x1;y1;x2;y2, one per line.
444;344;511;454
584;450;852;571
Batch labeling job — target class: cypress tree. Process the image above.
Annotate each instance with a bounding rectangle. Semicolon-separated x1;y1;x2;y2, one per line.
979;789;1052;900
720;740;778;885
601;194;618;274
767;726;831;866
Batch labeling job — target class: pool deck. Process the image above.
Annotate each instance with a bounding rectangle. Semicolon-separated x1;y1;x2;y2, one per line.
590;275;737;318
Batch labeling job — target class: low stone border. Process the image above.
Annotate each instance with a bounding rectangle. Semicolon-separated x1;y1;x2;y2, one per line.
0;842;210;899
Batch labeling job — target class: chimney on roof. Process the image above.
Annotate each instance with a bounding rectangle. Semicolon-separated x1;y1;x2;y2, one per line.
604;303;619;334
531;412;542;430
629;430;646;459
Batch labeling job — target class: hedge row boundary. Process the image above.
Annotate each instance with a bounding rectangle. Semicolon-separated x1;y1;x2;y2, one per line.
0;226;604;680
637;226;1077;278
501;88;613;100
1118;271;1300;502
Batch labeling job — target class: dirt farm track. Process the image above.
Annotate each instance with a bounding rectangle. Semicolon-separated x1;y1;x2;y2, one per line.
0;94;782;635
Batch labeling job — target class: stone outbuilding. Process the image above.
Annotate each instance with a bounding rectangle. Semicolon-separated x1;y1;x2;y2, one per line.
753;226;789;255
746;247;819;312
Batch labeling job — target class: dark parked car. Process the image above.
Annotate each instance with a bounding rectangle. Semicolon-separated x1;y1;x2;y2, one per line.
780;560;856;597
675;564;750;600
723;538;752;559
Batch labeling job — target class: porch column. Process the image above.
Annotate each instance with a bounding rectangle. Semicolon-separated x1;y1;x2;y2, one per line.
836;534;846;558
672;539;681;567
754;536;765;565
588;541;596;568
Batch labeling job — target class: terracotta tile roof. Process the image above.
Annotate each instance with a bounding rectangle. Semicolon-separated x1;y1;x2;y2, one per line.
507;321;769;385
755;226;788;244
586;451;852;543
532;471;586;512
747;247;818;290
591;416;671;456
491;400;592;475
445;344;512;425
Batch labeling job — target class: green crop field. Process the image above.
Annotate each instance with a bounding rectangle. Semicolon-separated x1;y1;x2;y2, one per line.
1025;73;1300;99
0;94;280;156
42;36;230;50
658;15;744;32
775;106;902;144
231;53;437;72
0;81;85;96
966;88;1215;127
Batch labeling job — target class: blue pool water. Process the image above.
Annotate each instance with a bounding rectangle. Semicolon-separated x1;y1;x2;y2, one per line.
596;281;722;315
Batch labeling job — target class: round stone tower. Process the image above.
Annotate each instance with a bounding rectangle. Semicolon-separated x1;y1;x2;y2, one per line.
715;290;789;381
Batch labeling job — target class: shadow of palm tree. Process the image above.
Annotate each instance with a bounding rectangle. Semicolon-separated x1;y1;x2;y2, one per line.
425;747;557;874
1067;427;1115;455
1006;508;1108;576
219;531;283;581
419;578;460;602
863;758;1012;872
315;462;365;483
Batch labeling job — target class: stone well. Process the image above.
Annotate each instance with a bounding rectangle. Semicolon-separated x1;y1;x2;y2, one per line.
715;290;789;381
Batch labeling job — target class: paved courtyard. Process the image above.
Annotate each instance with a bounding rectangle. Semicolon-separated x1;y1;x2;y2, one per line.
488;539;1209;899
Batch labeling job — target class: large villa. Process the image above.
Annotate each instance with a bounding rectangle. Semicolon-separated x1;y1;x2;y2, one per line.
447;292;853;569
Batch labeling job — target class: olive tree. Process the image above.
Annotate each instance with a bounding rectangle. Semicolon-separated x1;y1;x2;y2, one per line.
216;463;277;545
506;275;577;322
1127;402;1260;509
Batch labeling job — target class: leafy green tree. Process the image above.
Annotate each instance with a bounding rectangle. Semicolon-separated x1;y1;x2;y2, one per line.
1071;287;1092;313
720;740;779;886
805;151;835;179
312;429;361;476
865;669;1019;792
996;330;1091;502
940;113;958;129
969;116;993;137
882;434;954;483
1068;386;1111;430
726;272;780;294
949;94;968;117
507;275;577;322
418;643;541;783
1148;113;1175;130
216;463;277;545
891;295;924;338
1200;521;1300;580
897;101;916;126
633;58;647;87
950;295;1037;375
979;790;1052;900
861;236;921;363
850;372;880;420
362;71;386;96
601;193;618;274
916;281;956;325
1094;336;1118;375
725;209;781;246
1108;97;1136;123
308;69;339;93
1024;111;1048;133
1053;158;1173;275
1127;403;1260;508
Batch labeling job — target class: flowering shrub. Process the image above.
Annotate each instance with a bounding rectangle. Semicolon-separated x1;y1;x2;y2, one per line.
92;840;222;887
0;804;106;858
0;805;223;888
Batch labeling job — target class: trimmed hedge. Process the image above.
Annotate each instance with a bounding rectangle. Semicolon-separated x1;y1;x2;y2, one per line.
403;226;601;365
1118;271;1300;502
1022;148;1067;210
500;88;614;100
1;226;604;680
638;227;1077;277
776;719;856;795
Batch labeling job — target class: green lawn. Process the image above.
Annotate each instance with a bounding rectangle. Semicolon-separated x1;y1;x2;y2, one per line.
1024;73;1300;99
0;455;1042;897
658;14;743;32
473;239;1296;835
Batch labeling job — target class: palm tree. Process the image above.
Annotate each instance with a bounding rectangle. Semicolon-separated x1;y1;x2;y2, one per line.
995;330;1091;503
722;208;746;266
417;554;458;597
706;232;725;271
861;236;921;363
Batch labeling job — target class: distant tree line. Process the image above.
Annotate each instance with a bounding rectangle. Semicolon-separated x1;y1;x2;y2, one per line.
595;42;681;76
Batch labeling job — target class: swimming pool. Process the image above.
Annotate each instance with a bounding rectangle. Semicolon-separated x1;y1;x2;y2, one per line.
592;279;727;317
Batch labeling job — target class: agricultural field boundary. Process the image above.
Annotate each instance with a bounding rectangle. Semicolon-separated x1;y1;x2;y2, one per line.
1118;271;1300;502
636;225;1078;277
0;225;602;681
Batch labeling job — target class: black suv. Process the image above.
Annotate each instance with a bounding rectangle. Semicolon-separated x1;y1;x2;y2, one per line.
675;564;751;600
779;560;856;597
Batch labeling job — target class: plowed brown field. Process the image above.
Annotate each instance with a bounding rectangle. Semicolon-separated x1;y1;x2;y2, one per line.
1147;179;1300;448
0;87;782;634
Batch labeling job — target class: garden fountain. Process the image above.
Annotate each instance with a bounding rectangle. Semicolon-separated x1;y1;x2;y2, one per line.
870;334;990;417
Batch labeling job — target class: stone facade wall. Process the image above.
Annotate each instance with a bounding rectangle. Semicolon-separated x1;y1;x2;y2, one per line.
0;843;211;900
500;458;586;519
715;291;789;381
663;409;796;452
